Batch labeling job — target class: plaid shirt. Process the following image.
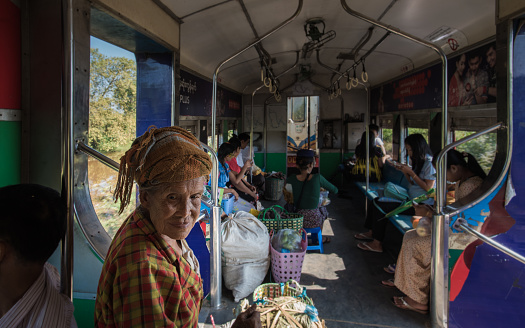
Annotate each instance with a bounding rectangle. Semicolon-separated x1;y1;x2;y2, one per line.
95;209;203;327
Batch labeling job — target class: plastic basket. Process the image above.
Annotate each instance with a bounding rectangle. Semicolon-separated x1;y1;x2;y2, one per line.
265;177;285;201
258;205;303;232
270;229;307;283
253;279;313;306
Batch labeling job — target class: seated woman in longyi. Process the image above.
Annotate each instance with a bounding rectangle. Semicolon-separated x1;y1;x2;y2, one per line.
94;126;260;327
286;149;338;243
383;149;486;314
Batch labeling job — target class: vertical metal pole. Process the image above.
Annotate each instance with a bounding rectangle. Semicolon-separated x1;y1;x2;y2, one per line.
201;143;221;309
60;0;74;299
399;114;406;163
264;102;268;169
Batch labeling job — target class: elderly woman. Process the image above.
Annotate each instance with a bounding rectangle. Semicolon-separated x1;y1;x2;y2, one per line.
95;127;259;327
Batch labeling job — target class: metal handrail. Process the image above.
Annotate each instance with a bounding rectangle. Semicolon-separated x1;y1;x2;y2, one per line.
456;221;525;265
436;122;506;217
61;0;74;300
211;0;303;151
200;143;221;309
340;2;449;327
76;141;119;171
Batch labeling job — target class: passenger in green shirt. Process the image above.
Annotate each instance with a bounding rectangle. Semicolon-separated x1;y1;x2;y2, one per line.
286;149;338;241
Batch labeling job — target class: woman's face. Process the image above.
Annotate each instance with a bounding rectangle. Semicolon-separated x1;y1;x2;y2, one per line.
446;165;461;182
140;177;205;240
405;143;413;159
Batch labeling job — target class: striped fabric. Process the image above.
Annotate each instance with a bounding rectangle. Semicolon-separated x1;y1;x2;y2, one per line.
95;209;203;328
0;263;77;328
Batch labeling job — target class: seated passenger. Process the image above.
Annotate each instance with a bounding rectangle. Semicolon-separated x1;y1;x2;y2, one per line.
95;126;260;327
226;136;264;197
286;149;338;242
235;133;266;195
386;150;486;314
355;134;435;252
0;184;77;328
218;142;257;202
351;131;384;182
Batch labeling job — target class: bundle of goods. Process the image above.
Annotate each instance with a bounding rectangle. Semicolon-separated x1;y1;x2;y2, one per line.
270;229;307;282
249;280;325;328
258;205;303;232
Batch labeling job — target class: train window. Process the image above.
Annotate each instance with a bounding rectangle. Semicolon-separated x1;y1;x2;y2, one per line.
454;130;496;174
407;127;429;141
291;97;306;122
382;128;393;156
88;37;137;238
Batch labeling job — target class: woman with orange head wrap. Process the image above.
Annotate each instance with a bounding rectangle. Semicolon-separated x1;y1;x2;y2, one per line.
95;126;260;327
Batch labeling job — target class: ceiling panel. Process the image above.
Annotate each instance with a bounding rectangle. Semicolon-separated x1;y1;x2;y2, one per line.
158;0;496;93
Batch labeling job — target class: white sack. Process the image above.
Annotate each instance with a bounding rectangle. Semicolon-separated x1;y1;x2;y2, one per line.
221;211;270;301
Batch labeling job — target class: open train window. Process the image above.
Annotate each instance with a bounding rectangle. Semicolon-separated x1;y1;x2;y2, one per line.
88;37;137;238
454;130;496;174
382;128;393;156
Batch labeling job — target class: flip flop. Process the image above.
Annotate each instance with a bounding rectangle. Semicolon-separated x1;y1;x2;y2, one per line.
383;263;396;274
354;232;373;241
391;296;429;315
322;236;331;244
357;242;383;253
381;279;396;288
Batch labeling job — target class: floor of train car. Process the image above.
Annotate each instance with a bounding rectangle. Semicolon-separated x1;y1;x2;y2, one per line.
198;183;430;328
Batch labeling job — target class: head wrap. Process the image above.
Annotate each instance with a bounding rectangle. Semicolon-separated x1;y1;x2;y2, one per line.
114;126;212;214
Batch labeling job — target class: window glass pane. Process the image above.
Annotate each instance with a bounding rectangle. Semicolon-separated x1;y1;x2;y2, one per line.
292;97;306;122
382;128;393;156
407;128;429;142
89;37;137;238
455;131;496;174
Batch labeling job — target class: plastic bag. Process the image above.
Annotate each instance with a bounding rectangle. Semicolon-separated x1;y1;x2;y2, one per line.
271;229;303;253
232;198;256;214
318;190;330;207
221;211;270;302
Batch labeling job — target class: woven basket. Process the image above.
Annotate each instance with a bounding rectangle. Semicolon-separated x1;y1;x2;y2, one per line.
270;229;307;283
258;205;303;232
265;177;285;200
253;279;313;306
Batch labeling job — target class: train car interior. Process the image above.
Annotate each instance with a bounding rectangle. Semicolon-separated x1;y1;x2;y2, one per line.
2;0;525;327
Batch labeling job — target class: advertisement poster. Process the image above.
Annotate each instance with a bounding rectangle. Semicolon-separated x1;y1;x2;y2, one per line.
371;42;496;113
179;70;242;117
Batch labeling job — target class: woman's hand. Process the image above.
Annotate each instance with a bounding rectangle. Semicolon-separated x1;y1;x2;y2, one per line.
232;304;261;328
232;190;239;201
243;160;253;170
396;163;414;176
414;204;433;217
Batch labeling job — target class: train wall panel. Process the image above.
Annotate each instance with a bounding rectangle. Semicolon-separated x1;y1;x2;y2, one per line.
448;24;525;328
0;121;21;186
0;0;21;186
92;0;180;50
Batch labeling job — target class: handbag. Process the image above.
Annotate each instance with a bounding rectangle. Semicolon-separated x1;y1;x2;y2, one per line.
284;173;310;212
383;181;409;201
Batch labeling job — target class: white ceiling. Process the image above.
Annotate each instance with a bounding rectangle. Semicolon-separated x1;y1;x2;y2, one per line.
159;0;495;93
